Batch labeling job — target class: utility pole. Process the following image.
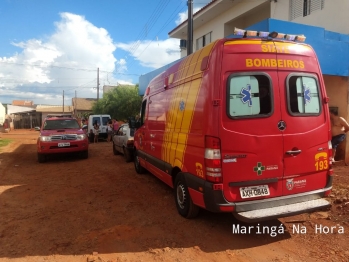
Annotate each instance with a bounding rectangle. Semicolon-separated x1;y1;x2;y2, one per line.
187;0;193;56
97;67;100;101
63;90;65;114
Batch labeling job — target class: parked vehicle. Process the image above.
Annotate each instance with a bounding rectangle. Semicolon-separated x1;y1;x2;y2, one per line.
87;114;111;139
37;114;89;163
112;122;135;162
133;29;332;222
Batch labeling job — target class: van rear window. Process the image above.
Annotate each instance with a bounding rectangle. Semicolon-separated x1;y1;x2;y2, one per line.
287;75;320;115
227;74;272;117
102;117;110;125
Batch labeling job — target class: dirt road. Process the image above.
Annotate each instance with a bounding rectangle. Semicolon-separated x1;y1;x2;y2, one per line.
0;130;348;262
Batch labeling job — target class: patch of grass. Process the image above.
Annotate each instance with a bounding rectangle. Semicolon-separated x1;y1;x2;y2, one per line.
0;139;12;148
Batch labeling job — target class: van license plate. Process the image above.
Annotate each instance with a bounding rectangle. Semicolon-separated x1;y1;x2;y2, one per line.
58;142;70;147
240;185;270;199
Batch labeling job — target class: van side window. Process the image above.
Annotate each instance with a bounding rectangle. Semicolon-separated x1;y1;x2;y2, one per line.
140;100;147;126
228;74;272;117
287;75;320;114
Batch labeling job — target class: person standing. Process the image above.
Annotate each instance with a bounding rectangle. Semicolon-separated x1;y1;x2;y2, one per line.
330;108;349;161
107;120;113;142
112;119;119;134
93;123;100;143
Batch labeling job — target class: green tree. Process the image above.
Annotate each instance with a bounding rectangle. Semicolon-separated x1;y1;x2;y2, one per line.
92;84;142;121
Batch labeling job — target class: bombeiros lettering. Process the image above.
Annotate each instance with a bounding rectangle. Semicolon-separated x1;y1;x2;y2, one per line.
246;58;305;69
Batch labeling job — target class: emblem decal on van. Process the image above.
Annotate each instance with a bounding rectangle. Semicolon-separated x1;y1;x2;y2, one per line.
179;100;185;111
266;165;278;170
286;179;294;190
277;121;286;131
240;84;252;106
195;162;204;178
303;85;311;104
223;158;237;163
253;162;265;176
224;154;246;159
286;178;307;190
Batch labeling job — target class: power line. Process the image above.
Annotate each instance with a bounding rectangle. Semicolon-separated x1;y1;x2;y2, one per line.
118;2;186;74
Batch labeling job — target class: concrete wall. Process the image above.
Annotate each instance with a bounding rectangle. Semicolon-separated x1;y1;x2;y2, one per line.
192;1;269;52
325;75;349;160
0;103;5;125
271;0;349;35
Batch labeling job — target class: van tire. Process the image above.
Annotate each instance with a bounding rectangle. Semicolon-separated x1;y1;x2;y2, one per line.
174;173;200;219
123;147;132;162
134;149;146;174
37;153;46;163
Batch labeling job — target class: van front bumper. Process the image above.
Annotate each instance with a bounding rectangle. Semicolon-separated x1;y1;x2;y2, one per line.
183;173;332;222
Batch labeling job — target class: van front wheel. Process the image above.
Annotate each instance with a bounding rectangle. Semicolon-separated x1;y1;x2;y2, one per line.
174;173;200;219
134;149;146;174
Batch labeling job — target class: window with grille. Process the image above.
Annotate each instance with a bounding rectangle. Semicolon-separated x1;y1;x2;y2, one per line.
289;0;325;20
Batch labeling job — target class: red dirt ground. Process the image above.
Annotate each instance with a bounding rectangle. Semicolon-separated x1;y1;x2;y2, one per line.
0;129;348;262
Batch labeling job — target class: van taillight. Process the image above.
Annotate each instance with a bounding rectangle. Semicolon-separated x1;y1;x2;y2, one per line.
205;136;222;183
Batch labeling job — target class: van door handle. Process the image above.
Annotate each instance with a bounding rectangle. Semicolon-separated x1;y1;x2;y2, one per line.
286;150;302;155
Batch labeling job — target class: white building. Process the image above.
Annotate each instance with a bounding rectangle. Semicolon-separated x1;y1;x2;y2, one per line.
0;102;5;125
169;0;349;57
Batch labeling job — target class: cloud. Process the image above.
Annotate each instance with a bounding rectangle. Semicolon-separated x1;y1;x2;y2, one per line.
176;7;203;25
116;38;180;69
0;12;119;105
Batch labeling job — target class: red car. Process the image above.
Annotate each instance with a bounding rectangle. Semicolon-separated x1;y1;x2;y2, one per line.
37;114;89;163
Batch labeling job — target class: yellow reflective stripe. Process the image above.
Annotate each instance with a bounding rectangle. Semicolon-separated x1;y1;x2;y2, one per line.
161;43;215;168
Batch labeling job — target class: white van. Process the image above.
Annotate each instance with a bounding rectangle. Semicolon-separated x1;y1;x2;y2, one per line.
88;114;111;139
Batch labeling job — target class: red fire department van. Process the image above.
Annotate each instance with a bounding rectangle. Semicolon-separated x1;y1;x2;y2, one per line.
134;29;332;222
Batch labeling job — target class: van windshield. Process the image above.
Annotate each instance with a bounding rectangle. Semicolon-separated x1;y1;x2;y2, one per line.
227;74;272;117
43;119;80;130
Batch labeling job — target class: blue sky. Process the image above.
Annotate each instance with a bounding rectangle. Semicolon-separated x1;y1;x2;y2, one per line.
0;0;210;105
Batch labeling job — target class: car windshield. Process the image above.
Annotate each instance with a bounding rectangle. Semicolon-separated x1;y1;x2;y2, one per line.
43;119;80;130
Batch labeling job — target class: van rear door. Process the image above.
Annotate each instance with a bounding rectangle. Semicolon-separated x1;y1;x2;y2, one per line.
220;70;284;203
277;72;329;195
220;39;284;203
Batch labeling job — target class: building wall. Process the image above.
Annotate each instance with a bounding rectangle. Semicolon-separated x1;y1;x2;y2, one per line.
180;0;349;57
0;103;5;125
192;1;269;52
324;75;349;160
271;0;349;35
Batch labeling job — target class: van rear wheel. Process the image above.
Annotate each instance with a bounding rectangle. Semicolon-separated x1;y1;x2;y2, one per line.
134;149;146;174
174;173;200;218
